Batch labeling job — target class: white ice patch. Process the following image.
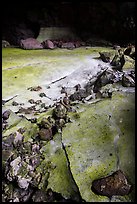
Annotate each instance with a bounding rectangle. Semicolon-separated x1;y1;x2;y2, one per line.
43;57;111;102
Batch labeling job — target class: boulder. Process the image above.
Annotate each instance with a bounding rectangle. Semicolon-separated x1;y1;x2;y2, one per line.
91;170;132;197
122;72;135;87
61;42;75;49
20;38;43;50
41;40;54;49
99;52;112;63
2;40;10;48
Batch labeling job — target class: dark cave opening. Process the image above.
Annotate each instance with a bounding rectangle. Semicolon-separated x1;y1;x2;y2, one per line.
2;1;135;46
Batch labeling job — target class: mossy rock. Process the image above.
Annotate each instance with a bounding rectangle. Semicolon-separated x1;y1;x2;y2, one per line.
2;110;38;142
123;55;135;70
62;91;135;202
39;133;81;201
2;47;135;202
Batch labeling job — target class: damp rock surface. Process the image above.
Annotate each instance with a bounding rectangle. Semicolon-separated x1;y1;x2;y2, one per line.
2;46;135;202
62;91;135;202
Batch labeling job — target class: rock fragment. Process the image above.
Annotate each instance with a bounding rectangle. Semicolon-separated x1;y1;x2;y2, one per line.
91;170;132;197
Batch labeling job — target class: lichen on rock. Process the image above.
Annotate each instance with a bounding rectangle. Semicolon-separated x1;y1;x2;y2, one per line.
2;46;135;202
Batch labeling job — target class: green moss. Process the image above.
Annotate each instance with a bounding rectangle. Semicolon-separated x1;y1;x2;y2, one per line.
36;108;54;123
2;47;115;69
2;47;135;202
38;133;80;200
35;159;50;190
2;47;116;99
123;55;135;70
62;91;135;201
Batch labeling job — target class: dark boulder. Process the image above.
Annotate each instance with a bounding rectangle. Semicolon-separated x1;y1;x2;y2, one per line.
111;50;125;72
41;39;54;49
3;20;40;46
38;128;53;141
91;170;132;198
122;72;135;87
20;38;43;49
99;52;111;63
124;44;132;56
69;89;89;101
2;40;10;48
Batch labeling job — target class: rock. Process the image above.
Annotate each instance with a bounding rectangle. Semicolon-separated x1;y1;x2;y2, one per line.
111;50;125;72
54;40;63;48
75;84;81;91
99;52;112;63
53;103;67;119
31;144;40;153
91;170;132;197
38;117;53;129
20;38;43;50
17;177;31;190
2;122;8;131
7;156;22;181
32;190;47;202
2;110;11;120
28;99;35;104
18;107;36;114
39;92;47;97
2;133;15;149
74;41;82;48
61;87;67;94
113;45;121;50
69;89;88;101
3;20;40;46
130;51;135;60
42;39;54;49
122;55;135;69
38;128;53;141
93;78;102;93
13;197;20;202
91;68;113;93
122;73;135;87
100;69;115;86
62;96;70;106
27;86;42;91
13;131;24;147
110;54;121;66
124;44;132;56
55;118;66;130
2;40;10;48
12;101;19;106
96;84;113;99
61;42;75;50
35;100;42;105
2;149;14;169
12;187;33;202
129;70;135;80
119;55;125;71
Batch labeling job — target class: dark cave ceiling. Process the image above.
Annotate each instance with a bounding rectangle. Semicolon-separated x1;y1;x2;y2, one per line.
2;1;135;45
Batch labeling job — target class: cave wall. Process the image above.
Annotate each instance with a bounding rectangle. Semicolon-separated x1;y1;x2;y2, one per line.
2;1;135;46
